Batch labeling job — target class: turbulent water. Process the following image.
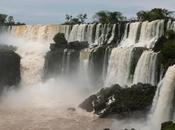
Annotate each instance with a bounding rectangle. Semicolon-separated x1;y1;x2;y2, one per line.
105;47;135;87
0;27;113;130
120;20;164;48
0;19;175;130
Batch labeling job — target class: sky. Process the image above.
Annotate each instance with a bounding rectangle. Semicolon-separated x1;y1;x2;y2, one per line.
0;0;175;24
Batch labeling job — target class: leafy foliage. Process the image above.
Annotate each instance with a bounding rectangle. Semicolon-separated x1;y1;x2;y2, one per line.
0;13;25;25
64;13;87;24
0;14;7;25
161;121;175;130
93;10;125;24
137;8;174;21
160;30;175;59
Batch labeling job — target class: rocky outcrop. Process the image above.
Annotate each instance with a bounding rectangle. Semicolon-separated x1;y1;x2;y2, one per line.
88;46;107;85
43;33;88;79
0;46;21;92
79;83;156;118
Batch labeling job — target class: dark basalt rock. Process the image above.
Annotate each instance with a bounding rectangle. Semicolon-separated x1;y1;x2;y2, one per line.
53;33;68;45
161;121;175;130
79;83;156;118
44;33;88;79
0;47;21;92
68;41;89;50
79;95;97;112
88;46;107;85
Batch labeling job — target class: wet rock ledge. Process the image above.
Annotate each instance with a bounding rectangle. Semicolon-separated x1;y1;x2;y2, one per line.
79;83;156;118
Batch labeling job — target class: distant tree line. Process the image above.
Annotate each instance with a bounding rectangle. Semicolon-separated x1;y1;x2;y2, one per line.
64;14;87;25
137;8;174;21
63;8;175;25
0;13;25;26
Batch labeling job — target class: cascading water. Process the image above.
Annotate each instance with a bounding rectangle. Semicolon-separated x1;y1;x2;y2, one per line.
167;20;175;31
105;47;144;87
137;20;164;48
149;65;175;129
0;25;113;130
119;20;164;48
133;50;160;86
120;22;141;47
10;25;71;43
105;48;133;87
68;24;88;42
0;19;175;130
68;23;116;46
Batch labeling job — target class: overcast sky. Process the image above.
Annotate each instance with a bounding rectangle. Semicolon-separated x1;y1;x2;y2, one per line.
0;0;174;24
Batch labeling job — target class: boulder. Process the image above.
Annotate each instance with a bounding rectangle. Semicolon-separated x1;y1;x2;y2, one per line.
0;47;21;92
79;83;156;118
53;33;68;45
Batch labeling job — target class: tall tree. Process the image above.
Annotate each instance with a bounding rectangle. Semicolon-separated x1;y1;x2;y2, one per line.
0;14;7;25
137;8;174;21
65;14;72;23
93;10;125;24
7;16;15;25
77;14;87;24
64;13;88;24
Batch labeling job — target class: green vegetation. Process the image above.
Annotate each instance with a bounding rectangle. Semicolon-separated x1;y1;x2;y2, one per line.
136;8;174;21
161;30;175;59
0;13;25;25
161;39;175;59
93;10;126;24
63;8;174;24
161;121;175;130
64;13;87;24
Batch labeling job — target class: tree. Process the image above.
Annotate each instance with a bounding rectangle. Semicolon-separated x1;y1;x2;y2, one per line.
0;14;7;25
93;10;125;24
137;8;174;21
7;16;15;25
93;10;109;24
108;11;125;23
77;14;87;24
63;13;87;25
65;14;72;23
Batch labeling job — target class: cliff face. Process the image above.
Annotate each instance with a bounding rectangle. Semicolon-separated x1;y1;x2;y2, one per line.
43;33;88;79
0;46;21;92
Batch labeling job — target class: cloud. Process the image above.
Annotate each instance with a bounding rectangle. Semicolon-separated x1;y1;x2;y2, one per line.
0;0;174;24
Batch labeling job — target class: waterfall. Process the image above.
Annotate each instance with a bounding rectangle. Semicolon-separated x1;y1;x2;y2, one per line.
133;50;160;86
105;47;144;87
0;33;49;86
78;49;91;87
68;24;88;42
167;20;175;31
10;25;71;43
119;20;164;48
107;24;117;44
150;65;175;128
102;47;112;81
68;24;116;45
119;22;141;47
137;20;164;48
